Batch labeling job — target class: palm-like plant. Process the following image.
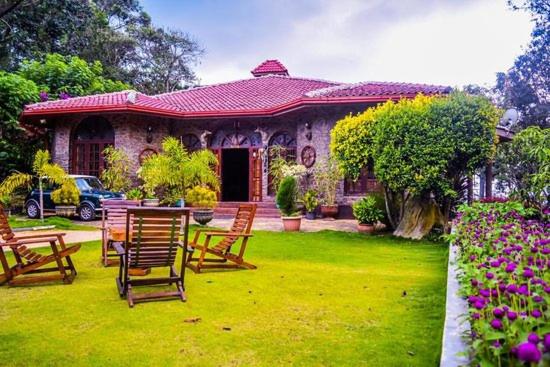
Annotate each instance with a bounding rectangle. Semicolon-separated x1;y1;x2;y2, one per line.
0;150;71;221
138;137;219;204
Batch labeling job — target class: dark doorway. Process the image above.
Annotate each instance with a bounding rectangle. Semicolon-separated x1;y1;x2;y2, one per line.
221;149;249;201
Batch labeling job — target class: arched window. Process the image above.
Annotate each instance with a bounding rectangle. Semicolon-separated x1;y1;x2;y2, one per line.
268;131;297;194
71;116;115;177
180;134;201;151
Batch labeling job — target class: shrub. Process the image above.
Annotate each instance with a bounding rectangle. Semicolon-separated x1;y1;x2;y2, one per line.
125;188;143;200
303;189;319;213
186;186;217;209
276;176;299;217
451;201;549;365
51;182;80;206
352;196;384;224
101;146;132;193
313;156;343;206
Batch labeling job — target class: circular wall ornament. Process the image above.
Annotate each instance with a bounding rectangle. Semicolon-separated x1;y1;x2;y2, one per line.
301;146;316;168
139;148;157;165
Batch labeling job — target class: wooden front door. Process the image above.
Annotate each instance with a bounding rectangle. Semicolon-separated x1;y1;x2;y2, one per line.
71;116;115;177
249;148;262;202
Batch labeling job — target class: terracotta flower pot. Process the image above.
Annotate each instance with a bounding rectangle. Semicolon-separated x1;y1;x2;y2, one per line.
320;205;338;219
193;209;214;225
357;223;375;234
282;216;301;231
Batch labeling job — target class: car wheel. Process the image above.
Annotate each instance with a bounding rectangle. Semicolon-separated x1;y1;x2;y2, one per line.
78;204;95;221
26;202;40;219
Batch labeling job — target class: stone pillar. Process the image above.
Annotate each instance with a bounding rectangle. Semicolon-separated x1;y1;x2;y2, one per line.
485;162;493;198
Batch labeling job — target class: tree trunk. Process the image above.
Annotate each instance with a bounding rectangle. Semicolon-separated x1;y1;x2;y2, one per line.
393;195;444;240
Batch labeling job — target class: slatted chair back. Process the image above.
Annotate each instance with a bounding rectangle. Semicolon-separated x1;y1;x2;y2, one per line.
125;208;188;268
0;204;15;243
212;204;256;253
102;199;141;230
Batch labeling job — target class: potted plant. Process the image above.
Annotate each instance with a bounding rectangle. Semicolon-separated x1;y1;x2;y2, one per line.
187;186;217;225
51;181;80;217
303;189;318;220
141;190;160;207
313;157;343;219
352;196;384;234
125;188;144;201
138;137;219;207
276;176;301;231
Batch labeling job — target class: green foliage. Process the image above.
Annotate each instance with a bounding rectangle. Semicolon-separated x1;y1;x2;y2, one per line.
0;71;41;179
51;181;80;206
18;54;129;98
100;146;132;193
276;176;299;217
303;189;319;212
125;188;143;201
495;126;549;211
352;196;384;224
330;109;376;180
186;186;217;209
313;156;343;206
138;137;219;204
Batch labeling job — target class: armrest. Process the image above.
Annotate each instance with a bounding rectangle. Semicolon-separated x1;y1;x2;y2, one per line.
204;232;253;237
15;232;66;240
1;237;59;247
112;242;125;255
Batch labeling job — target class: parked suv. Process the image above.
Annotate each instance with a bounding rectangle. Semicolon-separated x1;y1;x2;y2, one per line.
24;175;124;221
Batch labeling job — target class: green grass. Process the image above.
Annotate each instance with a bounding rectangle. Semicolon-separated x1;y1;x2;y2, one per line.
0;230;448;367
7;215;96;231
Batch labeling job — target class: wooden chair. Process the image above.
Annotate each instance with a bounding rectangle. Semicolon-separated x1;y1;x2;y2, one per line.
186;203;257;273
101;199;141;267
0;204;80;286
115;207;190;307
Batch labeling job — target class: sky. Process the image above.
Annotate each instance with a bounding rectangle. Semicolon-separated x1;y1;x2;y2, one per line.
141;0;533;88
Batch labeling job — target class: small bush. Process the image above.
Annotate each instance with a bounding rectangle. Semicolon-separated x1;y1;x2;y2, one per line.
303;189;319;212
125;188;143;200
186;186;217;209
352;196;383;224
51;182;80;206
276;176;299;217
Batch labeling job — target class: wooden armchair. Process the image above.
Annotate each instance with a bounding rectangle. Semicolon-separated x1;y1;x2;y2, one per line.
186;204;257;273
101;199;141;266
0;204;80;286
115;207;190;307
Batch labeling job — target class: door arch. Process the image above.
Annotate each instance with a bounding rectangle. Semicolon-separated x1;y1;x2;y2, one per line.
268;131;297;195
71;116;115;177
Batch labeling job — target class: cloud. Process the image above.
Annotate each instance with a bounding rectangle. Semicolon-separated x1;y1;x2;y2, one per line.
143;0;533;87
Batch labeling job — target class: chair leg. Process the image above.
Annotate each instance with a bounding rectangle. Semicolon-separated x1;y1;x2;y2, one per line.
126;283;134;308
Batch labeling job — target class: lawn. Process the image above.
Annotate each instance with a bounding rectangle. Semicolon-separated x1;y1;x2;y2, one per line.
7;215;96;230
0;230;448;367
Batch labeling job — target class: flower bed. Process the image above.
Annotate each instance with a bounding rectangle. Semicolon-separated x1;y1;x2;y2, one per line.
452;201;549;366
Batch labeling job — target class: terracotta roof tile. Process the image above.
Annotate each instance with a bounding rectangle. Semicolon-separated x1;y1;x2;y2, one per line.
305;81;452;98
251;60;289;76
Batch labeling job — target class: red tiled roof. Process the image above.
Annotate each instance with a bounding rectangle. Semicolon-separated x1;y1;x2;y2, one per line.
155;75;337;113
23;90;182;116
306;81;452;98
21;61;452;119
251;60;289;77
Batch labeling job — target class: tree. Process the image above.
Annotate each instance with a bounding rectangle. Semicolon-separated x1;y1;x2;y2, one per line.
130;26;203;94
494;1;549;128
0;71;40;179
494;126;549;211
331;92;500;239
0;150;71;221
0;0;203;94
18;53;129;98
138;137;219;205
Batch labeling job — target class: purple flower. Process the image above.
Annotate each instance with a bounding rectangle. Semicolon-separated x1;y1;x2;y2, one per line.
492;340;501;348
533;295;543;303
472;312;480;320
493;308;504;318
532;309;542;318
505;263;516;273
490;319;503;330
471;279;479;287
507;311;518;321
528;333;540;344
39;91;48;102
544;334;550;350
486;272;494;280
59;91;70;100
474;301;485;310
480;289;490;297
516;342;541;363
507;284;518;294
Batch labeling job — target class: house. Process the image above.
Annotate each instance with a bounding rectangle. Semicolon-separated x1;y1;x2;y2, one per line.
21;59;453;213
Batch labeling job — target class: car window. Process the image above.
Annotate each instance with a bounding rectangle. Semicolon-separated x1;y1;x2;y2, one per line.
76;177;104;191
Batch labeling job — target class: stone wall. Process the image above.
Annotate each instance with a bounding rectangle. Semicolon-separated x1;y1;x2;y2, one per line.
50;103;375;204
